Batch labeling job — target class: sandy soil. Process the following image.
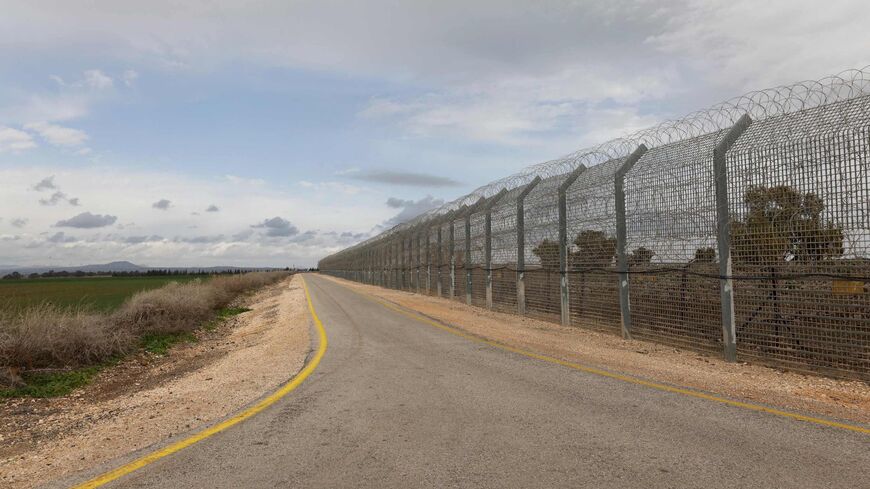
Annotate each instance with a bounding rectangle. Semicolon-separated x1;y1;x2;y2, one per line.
323;276;870;426
0;274;311;489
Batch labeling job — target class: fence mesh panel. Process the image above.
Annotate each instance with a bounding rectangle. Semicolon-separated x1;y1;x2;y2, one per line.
491;185;526;313
469;212;487;307
623;130;724;352
566;158;625;333
523;174;566;322
453;217;467;302
727;96;870;377
439;221;452;297
319;68;870;380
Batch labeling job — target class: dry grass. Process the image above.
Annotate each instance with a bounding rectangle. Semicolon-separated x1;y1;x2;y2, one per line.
0;272;288;384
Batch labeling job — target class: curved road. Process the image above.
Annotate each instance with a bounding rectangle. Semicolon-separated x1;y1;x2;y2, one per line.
75;274;868;488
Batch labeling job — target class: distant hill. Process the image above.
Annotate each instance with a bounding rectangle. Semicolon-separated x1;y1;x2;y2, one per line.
0;261;283;276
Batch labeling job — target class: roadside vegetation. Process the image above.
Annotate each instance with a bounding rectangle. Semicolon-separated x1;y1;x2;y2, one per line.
0;272;288;396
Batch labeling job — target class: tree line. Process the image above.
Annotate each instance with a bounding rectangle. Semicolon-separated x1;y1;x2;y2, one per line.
1;268;294;280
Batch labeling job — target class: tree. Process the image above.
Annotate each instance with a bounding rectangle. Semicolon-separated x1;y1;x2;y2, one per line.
571;230;616;268
532;239;560;271
732;185;844;265
629;246;654;266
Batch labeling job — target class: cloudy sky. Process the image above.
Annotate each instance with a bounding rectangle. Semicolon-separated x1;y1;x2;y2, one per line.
1;0;868;267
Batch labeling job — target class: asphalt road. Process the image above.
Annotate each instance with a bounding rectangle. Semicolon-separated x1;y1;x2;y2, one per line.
84;274;868;488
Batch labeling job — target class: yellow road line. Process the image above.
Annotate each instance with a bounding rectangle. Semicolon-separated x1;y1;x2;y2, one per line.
72;275;328;489
338;280;870;436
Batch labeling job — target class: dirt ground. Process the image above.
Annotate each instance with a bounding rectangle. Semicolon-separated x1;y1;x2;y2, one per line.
323;276;870;426
0;274;311;489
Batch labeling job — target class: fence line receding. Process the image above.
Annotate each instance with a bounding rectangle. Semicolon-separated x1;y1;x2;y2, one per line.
319;67;870;381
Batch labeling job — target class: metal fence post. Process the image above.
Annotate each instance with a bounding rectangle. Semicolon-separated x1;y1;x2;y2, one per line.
417;230;423;293
516;177;541;315
399;237;405;290
485;207;494;309
425;227;431;294
449;217;456;299
615;145;648;339
396;238;401;289
715;114;752;362
558;166;587;326
436;224;443;297
465;213;473;305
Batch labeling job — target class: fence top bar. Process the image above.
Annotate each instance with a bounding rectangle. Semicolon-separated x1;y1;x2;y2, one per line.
558;164;588;193
517;176;542;201
457;197;487;219
616;144;649;179
479;188;509;213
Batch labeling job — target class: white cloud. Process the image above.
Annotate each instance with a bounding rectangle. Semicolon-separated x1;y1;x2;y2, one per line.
24;121;88;146
83;69;114;90
0;69;120;127
0;92;91;124
46;231;77;243
646;0;870;91
295;180;363;195
0;126;37;152
122;69;139;87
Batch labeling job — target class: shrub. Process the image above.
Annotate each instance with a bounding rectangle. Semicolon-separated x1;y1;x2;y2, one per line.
0;303;132;370
0;271;288;380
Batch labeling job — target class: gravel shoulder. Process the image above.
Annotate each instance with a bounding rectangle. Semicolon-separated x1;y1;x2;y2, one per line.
0;274;311;489
322;275;870;426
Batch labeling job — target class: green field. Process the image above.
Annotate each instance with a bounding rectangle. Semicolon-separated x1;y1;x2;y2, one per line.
0;275;205;312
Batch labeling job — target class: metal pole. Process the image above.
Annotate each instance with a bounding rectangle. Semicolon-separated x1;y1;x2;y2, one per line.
436;224;443;297
415;231;421;293
485;207;493;309
558;166;587;326
398;237;403;289
449;217;456;299
425;227;431;294
615;145;648;339
399;237;405;290
465;214;472;305
417;231;423;293
715;114;752;362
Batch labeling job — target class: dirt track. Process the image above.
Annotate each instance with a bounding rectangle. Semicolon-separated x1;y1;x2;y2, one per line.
0;275;310;489
323;275;870;425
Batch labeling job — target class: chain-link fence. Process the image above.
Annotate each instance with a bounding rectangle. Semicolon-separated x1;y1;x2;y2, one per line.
319;68;870;380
